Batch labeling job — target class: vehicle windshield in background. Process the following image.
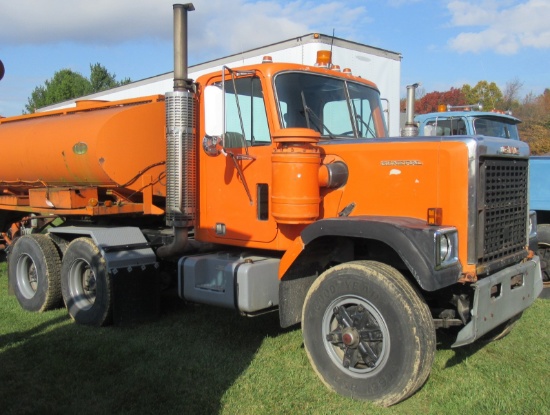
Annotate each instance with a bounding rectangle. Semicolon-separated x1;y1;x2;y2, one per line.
473;117;520;139
274;72;387;139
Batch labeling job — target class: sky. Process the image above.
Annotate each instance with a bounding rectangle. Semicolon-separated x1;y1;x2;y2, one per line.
0;0;549;117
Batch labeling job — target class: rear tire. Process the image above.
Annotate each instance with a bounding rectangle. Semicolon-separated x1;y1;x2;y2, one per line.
61;237;112;326
8;234;62;312
302;261;435;406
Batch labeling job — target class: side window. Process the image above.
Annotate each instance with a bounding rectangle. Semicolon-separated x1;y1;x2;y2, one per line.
426;118;467;136
224;77;270;147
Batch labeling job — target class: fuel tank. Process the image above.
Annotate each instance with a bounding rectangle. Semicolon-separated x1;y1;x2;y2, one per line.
0;96;167;196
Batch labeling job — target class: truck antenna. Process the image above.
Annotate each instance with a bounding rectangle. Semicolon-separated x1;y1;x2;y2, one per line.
329;29;335;69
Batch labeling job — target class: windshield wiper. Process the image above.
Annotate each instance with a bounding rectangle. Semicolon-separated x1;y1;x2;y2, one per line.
355;114;376;138
300;91;335;139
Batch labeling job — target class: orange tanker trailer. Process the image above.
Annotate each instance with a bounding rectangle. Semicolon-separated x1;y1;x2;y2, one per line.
0;3;542;407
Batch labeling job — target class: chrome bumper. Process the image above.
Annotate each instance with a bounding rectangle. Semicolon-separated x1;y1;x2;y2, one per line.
453;255;543;347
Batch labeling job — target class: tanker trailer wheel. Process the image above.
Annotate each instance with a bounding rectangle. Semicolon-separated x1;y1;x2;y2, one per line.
536;224;550;299
302;260;435;407
8;234;62;312
61;237;112;326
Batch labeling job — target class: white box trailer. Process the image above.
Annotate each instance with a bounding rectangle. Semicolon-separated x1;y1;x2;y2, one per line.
40;33;402;135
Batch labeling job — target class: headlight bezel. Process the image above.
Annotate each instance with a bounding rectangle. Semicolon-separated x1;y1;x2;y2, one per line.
434;228;459;270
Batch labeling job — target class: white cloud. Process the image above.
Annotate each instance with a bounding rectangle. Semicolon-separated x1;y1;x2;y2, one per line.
447;0;550;54
0;0;370;60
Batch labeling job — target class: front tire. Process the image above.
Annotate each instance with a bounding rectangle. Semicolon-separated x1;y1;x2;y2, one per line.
302;261;435;407
8;234;62;312
61;237;113;326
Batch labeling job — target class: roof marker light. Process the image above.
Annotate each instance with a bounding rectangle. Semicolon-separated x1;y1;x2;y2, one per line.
262;55;273;63
316;50;332;68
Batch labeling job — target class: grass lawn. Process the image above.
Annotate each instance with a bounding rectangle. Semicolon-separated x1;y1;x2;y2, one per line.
1;263;548;415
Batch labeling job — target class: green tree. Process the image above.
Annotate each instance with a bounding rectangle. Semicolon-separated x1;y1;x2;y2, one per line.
25;63;131;113
89;63;130;93
461;81;503;111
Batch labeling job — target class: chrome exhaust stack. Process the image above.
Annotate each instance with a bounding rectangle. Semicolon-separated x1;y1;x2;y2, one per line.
401;83;420;137
158;3;195;258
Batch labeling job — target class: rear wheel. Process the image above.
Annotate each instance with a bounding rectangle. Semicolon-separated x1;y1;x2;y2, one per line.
302;261;435;407
8;234;62;312
61;237;112;326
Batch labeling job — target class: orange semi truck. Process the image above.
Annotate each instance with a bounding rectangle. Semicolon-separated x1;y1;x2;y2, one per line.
0;4;543;406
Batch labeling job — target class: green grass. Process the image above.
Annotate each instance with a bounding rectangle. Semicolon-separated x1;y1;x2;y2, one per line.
1;263;549;415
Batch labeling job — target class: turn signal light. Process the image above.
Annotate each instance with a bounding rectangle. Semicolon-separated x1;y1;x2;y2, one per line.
427;208;443;225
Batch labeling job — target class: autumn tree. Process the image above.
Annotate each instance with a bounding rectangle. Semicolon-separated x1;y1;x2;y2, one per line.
517;89;550;155
25;63;131;113
414;87;465;114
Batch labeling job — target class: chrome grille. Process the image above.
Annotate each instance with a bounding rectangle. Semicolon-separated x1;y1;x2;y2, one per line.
477;158;528;269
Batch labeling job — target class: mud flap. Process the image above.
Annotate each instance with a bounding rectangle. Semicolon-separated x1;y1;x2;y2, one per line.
111;265;160;325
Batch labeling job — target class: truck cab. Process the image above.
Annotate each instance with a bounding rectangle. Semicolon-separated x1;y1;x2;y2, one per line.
414;104;521;139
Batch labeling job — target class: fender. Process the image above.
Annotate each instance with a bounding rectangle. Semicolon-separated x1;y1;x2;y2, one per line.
48;226;157;272
280;215;462;291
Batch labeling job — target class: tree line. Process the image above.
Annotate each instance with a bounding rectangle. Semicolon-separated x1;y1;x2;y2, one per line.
24;63;131;113
400;79;550;155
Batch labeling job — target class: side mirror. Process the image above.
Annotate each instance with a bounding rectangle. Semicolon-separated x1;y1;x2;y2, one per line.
0;60;4;81
204;84;223;137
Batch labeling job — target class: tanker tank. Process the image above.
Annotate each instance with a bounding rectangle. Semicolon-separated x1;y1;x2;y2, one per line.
0;96;167;198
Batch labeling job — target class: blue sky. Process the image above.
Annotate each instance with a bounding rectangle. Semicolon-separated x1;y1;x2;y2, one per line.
0;0;549;117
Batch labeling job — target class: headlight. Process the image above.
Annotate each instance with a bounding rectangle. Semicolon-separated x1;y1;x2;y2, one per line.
529;210;537;240
439;234;450;262
435;229;458;269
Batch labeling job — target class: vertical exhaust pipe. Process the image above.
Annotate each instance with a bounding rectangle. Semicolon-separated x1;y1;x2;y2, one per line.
158;3;196;258
173;3;194;91
401;83;420;137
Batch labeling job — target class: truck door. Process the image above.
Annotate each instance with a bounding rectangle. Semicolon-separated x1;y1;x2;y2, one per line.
198;74;278;245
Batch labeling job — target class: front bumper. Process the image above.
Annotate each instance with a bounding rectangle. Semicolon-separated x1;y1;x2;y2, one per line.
453;255;543;347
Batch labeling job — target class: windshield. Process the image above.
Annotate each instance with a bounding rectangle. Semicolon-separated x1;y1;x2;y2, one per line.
473;117;520;139
274;72;387;139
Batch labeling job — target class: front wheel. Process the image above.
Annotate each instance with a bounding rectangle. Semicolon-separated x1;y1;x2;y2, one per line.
302;261;435;407
61;237;112;326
